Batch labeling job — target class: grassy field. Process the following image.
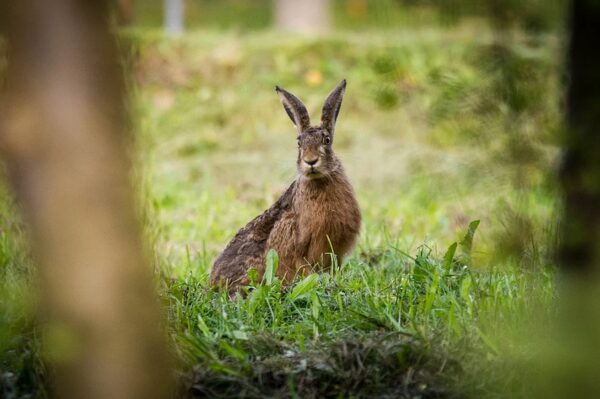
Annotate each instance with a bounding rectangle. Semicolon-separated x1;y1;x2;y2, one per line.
1;25;562;397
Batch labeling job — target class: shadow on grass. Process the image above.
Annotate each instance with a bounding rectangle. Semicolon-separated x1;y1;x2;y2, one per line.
184;332;454;399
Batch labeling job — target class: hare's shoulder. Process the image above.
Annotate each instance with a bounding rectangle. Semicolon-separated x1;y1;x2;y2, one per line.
211;181;296;273
233;180;296;245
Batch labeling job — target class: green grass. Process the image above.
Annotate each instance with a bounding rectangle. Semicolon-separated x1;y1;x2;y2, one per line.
0;187;45;398
167;228;555;397
1;24;562;397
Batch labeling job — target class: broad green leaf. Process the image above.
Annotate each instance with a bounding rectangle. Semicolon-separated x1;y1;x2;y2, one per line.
264;249;279;286
459;220;480;262
311;292;321;320
423;270;440;313
443;242;458;272
289;274;319;301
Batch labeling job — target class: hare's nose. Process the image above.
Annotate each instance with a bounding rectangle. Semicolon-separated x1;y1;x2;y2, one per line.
304;158;318;166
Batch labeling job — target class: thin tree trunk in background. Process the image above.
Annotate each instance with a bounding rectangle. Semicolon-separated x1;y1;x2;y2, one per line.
165;0;184;36
117;0;136;26
0;1;171;398
560;0;600;274
275;0;331;33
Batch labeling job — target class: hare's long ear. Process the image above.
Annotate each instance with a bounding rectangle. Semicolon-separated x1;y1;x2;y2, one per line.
275;86;311;133
321;79;346;136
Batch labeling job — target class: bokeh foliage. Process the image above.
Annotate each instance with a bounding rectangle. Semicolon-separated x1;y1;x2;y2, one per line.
134;0;566;32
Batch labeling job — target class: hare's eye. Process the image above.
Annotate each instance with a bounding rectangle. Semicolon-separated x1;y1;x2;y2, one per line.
297;139;301;147
323;136;331;145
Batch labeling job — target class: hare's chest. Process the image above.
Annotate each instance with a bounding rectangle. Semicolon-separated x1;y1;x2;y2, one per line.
295;190;358;262
297;192;339;233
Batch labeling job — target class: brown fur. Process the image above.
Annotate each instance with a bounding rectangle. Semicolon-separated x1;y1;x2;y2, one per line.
210;80;361;293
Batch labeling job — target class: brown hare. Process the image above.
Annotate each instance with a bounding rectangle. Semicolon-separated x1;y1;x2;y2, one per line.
210;80;361;294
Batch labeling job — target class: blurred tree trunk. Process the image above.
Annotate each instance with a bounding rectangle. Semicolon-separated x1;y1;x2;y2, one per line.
560;0;600;275
165;0;184;36
117;0;136;26
543;2;600;398
0;1;171;398
275;0;331;33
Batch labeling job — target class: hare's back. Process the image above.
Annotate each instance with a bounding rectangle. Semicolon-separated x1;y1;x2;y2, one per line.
210;221;268;287
210;181;296;288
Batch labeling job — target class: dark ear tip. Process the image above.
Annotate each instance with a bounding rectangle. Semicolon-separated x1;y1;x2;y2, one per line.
341;79;347;87
275;85;281;92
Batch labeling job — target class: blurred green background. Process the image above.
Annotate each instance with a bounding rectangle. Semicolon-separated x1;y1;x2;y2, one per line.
1;0;571;397
135;0;565;32
127;0;564;272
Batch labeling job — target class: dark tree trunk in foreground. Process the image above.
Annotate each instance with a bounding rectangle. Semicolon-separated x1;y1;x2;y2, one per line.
560;0;600;274
275;0;331;33
544;2;600;398
0;1;171;398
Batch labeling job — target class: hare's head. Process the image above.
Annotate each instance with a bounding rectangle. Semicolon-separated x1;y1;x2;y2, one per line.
276;80;346;180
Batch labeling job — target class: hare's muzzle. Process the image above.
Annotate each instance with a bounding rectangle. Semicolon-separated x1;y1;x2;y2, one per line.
303;157;318;166
300;157;324;179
